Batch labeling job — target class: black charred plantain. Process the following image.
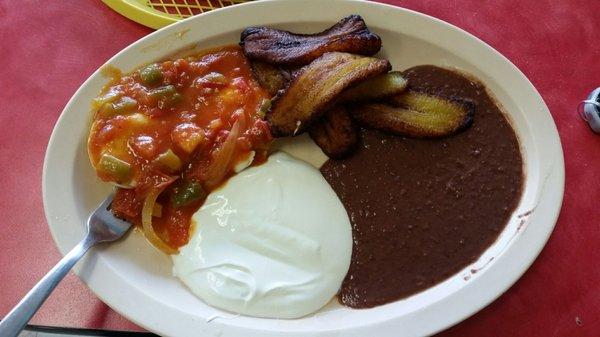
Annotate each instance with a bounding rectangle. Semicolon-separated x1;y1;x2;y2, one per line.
339;71;408;102
266;52;391;137
309;106;359;159
351;91;474;138
240;15;382;67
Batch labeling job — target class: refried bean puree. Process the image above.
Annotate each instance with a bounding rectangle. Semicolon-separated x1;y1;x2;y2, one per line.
320;65;524;308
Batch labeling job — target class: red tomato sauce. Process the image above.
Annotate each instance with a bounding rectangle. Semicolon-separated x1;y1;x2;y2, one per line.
88;46;271;250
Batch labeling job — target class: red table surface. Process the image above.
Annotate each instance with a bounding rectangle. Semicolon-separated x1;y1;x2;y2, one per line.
1;0;599;335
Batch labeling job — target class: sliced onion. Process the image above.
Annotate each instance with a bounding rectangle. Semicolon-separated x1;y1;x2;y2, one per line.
152;202;163;217
142;188;177;255
204;119;242;188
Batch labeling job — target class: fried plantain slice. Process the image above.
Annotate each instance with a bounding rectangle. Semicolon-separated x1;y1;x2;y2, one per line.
339;71;408;102
250;61;291;96
241;15;382;67
266;52;391;137
309;106;359;159
351;91;474;138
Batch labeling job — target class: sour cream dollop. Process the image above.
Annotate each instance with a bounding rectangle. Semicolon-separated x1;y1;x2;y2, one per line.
172;152;352;318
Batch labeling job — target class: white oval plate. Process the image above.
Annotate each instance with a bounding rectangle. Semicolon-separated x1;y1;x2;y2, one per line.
43;0;564;336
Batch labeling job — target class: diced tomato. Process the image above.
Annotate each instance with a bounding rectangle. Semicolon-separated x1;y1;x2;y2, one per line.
166;207;192;247
112;188;143;221
129;135;157;159
232;77;250;94
145;107;164;118
135;170;175;198
248;119;273;145
94;123;118;143
174;59;189;71
236;136;252;152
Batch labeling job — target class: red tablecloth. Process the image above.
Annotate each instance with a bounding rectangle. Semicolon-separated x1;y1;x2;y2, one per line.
1;0;598;335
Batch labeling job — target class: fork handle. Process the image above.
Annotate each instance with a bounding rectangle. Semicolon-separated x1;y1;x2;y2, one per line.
0;234;96;337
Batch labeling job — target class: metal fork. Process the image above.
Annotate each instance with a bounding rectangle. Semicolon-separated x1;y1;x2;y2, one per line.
0;194;131;337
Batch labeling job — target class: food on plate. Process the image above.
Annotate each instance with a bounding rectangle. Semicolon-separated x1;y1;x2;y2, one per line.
267;52;391;136
87;15;524;316
250;61;291;95
241;15;381;67
172;153;352;318
351;91;474;138
88;46;272;252
321;65;523;308
338;71;408;102
309;106;358;159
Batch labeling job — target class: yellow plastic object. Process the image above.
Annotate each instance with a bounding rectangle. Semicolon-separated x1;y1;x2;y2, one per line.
102;0;252;29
